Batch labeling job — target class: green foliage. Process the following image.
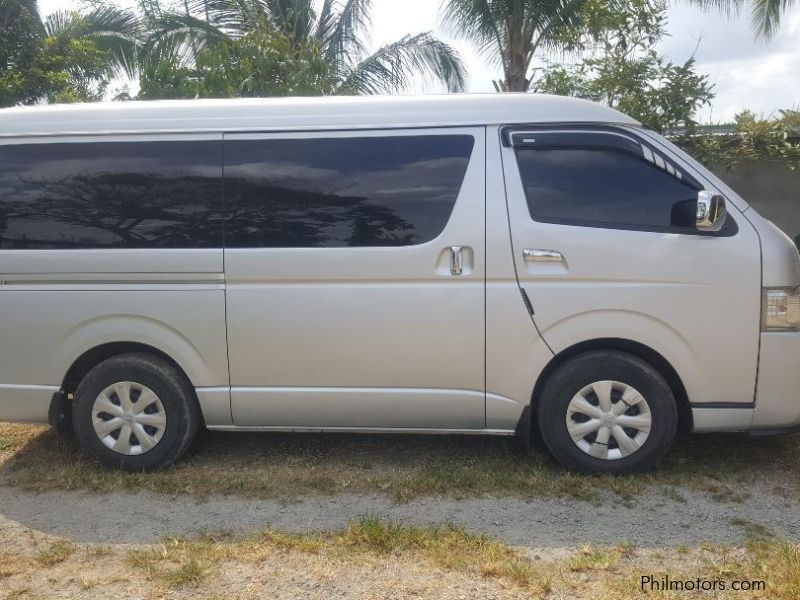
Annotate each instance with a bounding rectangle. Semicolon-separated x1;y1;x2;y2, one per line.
0;0;45;105
140;0;465;97
33;36;115;103
137;58;196;100
679;110;800;170
139;21;338;99
0;2;140;107
536;0;714;132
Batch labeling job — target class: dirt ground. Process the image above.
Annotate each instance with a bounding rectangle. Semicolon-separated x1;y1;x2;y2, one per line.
2;423;800;599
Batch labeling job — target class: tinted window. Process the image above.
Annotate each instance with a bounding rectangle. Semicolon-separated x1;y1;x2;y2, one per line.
515;146;700;230
224;135;474;248
0;141;222;249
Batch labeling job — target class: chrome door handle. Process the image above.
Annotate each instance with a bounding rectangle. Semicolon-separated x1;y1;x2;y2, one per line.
523;249;564;263
450;246;464;275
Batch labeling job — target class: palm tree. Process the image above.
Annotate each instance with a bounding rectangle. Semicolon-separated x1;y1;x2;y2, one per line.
1;1;141;105
42;5;141;78
143;0;466;94
441;0;587;92
682;0;797;39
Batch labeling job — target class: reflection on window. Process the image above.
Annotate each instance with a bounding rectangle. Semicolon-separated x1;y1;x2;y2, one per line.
224;135;474;248
516;147;699;230
0;141;223;249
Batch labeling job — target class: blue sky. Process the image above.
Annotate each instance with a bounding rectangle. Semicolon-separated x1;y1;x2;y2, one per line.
41;0;800;122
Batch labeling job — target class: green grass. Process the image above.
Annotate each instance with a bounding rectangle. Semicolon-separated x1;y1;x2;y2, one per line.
2;422;799;503
6;515;800;599
34;540;75;566
126;517;550;594
108;521;800;599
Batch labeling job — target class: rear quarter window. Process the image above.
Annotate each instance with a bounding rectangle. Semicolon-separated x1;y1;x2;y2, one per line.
0;141;222;249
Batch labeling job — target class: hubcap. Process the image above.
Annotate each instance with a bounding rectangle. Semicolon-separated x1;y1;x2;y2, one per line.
566;380;651;461
91;381;167;455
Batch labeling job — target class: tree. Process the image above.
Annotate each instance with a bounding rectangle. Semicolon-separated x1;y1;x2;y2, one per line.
0;2;140;106
441;0;588;91
140;0;466;96
536;0;714;131
1;0;45;105
139;19;340;98
682;0;798;39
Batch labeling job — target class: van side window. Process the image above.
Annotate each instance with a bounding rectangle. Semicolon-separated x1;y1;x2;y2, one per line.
224;134;474;248
515;143;701;231
0;141;222;249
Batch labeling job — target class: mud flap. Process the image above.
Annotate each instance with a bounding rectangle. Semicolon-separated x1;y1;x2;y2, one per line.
48;391;72;435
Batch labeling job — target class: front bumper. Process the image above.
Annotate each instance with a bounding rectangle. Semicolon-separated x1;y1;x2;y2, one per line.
752;331;800;429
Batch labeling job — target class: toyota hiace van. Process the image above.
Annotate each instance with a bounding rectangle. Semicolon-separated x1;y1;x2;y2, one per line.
1;94;798;473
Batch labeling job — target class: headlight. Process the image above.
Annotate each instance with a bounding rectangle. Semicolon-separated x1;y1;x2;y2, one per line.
763;287;800;331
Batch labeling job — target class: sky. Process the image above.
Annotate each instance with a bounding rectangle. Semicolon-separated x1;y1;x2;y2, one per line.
39;0;800;123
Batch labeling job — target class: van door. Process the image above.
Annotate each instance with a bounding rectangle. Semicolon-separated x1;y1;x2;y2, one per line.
223;128;486;429
500;127;761;410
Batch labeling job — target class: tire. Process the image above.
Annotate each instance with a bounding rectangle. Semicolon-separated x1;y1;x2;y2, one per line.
72;353;200;471
536;351;677;474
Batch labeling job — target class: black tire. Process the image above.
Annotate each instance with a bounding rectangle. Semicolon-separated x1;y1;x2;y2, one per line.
536;351;677;474
72;353;200;471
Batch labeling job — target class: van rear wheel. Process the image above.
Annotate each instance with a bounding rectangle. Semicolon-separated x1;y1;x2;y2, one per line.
72;353;200;471
536;351;677;474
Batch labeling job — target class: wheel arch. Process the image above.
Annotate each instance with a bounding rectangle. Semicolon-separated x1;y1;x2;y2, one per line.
528;338;692;441
61;341;194;396
51;341;203;435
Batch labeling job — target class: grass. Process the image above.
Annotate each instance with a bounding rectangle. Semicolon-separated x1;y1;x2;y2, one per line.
569;543;633;572
1;421;799;503
730;517;775;543
125;518;551;593
34;540;75;566
5;518;800;599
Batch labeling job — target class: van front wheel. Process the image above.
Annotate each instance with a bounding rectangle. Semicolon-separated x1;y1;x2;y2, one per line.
72;353;200;471
536;351;677;474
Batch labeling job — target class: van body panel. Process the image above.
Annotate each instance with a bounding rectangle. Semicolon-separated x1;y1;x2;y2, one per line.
0;288;229;389
224;128;487;428
0;132;229;426
0;249;222;277
500;127;762;409
230;388;485;429
485;126;553;429
0;95;638;138
0;385;59;422
691;407;755;432
743;208;800;288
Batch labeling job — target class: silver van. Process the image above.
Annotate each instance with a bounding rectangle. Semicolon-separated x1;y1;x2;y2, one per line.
1;94;798;474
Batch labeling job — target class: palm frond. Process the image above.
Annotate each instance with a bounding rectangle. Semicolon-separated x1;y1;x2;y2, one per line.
440;0;506;67
142;11;226;69
678;0;747;18
186;0;271;35
341;32;466;94
317;0;372;68
749;0;796;38
44;7;142;78
263;0;317;43
680;0;795;39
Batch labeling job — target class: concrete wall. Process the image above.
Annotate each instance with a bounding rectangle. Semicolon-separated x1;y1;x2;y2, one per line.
712;161;800;240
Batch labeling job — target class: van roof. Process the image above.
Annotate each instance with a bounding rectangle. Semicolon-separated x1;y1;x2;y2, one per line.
0;93;638;138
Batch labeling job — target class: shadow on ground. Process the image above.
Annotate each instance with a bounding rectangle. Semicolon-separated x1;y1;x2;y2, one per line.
1;422;798;503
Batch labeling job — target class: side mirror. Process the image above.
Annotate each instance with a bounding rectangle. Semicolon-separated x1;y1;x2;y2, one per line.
696;191;727;232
